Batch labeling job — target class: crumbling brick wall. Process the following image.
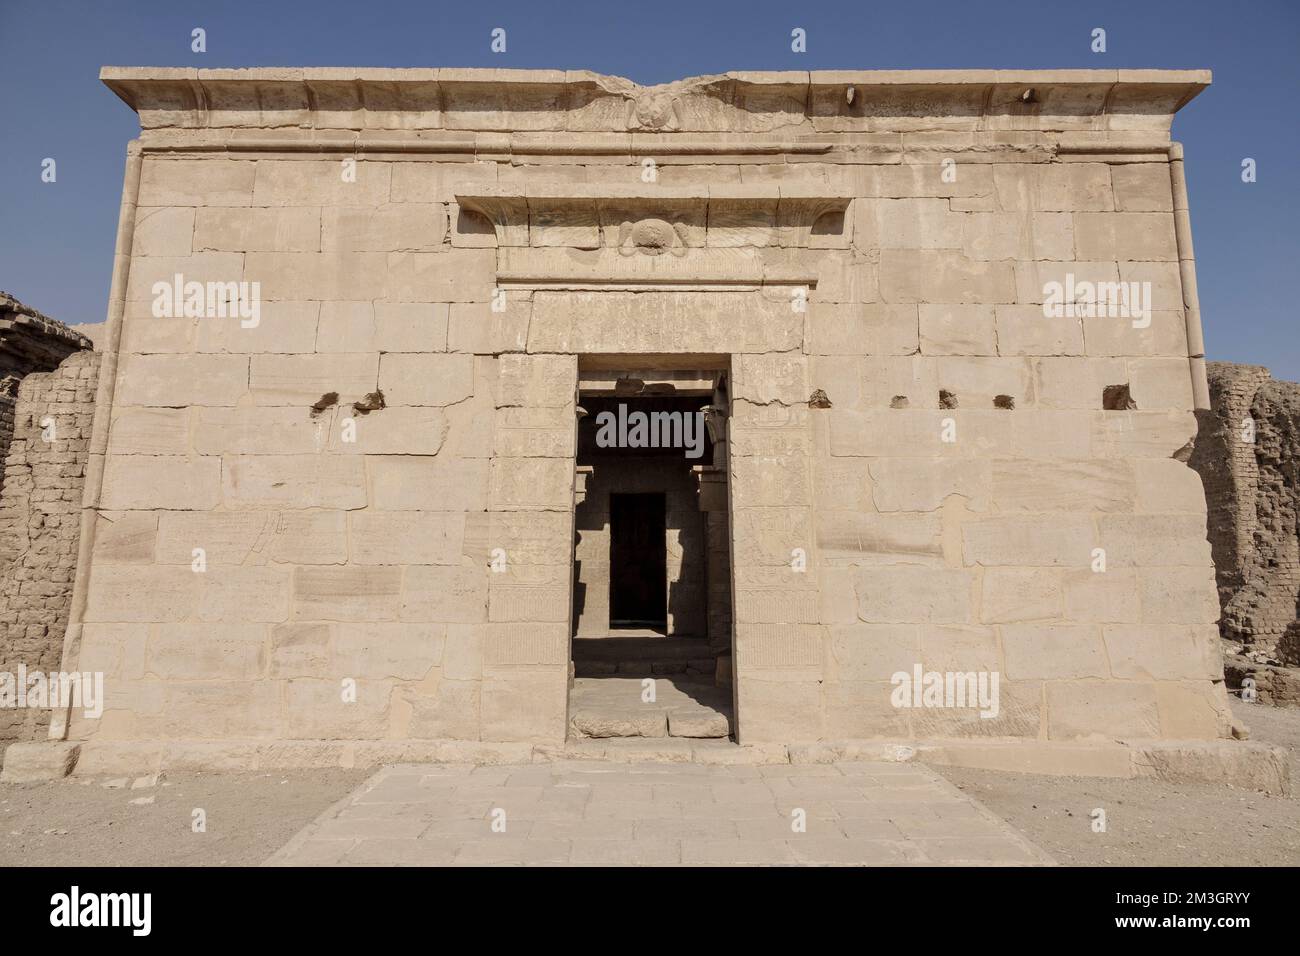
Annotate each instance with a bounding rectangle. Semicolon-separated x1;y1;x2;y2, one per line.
1193;362;1300;664
0;387;17;488
0;350;101;743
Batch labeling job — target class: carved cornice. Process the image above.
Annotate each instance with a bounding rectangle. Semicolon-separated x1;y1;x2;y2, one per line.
101;67;1210;136
455;185;852;254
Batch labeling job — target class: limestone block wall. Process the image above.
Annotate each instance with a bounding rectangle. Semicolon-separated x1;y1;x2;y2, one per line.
58;68;1231;764
1194;362;1300;663
0;351;101;744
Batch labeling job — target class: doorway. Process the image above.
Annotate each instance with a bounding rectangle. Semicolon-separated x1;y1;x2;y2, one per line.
567;361;735;742
609;493;667;629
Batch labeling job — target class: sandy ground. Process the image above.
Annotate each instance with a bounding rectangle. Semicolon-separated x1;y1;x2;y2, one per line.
0;769;367;866
935;700;1300;866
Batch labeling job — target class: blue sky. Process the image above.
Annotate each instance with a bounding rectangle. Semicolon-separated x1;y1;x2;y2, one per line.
1;0;1296;378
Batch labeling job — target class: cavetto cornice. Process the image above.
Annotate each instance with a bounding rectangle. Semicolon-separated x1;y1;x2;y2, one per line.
455;184;852;249
100;67;1210;134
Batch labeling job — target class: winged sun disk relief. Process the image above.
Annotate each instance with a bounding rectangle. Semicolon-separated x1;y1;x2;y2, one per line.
617;218;690;257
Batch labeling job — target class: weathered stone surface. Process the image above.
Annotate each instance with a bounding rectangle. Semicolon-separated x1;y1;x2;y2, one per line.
0;742;81;782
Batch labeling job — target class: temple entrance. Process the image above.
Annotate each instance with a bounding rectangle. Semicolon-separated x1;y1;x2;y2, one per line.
568;360;734;741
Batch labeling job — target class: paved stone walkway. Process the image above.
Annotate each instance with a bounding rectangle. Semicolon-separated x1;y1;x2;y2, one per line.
265;761;1053;866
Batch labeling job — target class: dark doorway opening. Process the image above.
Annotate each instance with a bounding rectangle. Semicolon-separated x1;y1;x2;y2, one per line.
609;492;667;629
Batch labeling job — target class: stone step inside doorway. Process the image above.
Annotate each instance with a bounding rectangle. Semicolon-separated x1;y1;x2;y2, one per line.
571;634;718;678
568;676;734;740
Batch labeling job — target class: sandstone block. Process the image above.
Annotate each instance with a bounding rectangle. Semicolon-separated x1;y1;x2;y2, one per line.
980;568;1063;623
962;212;1073;261
349;512;466;565
1104;624;1222;681
962;515;1094;567
194;207;321;252
732;353;808;405
919;304;997;356
125;252;246;304
331;623;443;680
223;455;367;509
1154;682;1231;739
93;512;159;564
489;457;573;511
990;459;1135;512
1062;569;1141;623
406;679;481;739
109;407;191;455
1134;460;1206;514
194;567;290;623
292;566;402;622
133;207;196;257
84;566;197;623
994;305;1083;355
816;511;943;565
321;203;446;251
400;566;488;624
819;680;905;739
1046;682;1160;739
1097;514;1212;567
1002;624;1107;679
252;160;391;207
495;353;576;408
805;304;919;356
447;301;531;354
195;302;321;355
880;250;1016;304
147;624;267;680
825;624;919;681
1073;212;1178;261
114;354;248;407
282;679;391;739
316;301;449;353
480;674;567;742
1137;567;1220;624
244;251;389;301
328;408;449;456
1111;163;1174;212
0;743;81;782
920;624;1001;673
378;353;475;406
994;163;1113;212
138;159;255;207
101;456;221;510
366;455;489;511
854;566;973;623
387;250;495;303
250;353;378;406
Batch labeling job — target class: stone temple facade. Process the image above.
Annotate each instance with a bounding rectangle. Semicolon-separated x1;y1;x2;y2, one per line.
8;66;1266;779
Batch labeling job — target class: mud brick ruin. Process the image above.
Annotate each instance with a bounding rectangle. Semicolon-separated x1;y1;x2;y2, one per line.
1;68;1293;787
0;293;96;745
1193;362;1300;705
